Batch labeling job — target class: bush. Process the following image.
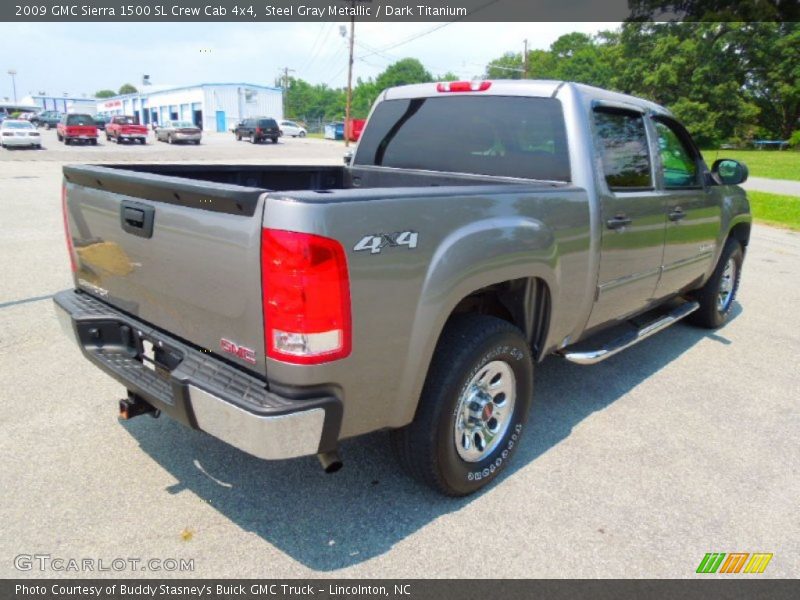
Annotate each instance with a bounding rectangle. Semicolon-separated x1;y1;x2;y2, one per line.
10;111;21;118
789;130;800;149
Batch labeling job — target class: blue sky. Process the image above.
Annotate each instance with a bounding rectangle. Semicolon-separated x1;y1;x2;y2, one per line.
0;22;614;100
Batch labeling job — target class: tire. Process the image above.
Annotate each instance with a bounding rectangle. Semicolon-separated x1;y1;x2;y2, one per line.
193;140;200;145
139;138;146;145
299;131;306;138
57;133;63;142
236;133;241;141
249;133;257;144
689;238;743;329
64;138;70;145
392;315;533;496
105;132;110;141
271;137;278;144
90;139;97;146
168;135;174;144
45;123;51;130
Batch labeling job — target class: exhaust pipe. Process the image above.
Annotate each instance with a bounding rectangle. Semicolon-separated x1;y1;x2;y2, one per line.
119;394;160;420
317;451;343;474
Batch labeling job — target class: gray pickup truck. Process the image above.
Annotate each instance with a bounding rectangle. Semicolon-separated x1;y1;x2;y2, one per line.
55;80;751;495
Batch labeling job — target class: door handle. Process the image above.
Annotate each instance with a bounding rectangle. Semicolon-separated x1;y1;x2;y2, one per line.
606;214;632;230
668;207;686;222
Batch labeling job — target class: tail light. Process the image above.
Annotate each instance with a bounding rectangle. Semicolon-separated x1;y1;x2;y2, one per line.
61;183;77;273
262;229;351;364
255;127;262;134
436;81;492;93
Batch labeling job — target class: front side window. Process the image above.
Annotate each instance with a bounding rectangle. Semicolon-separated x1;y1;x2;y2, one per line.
654;120;699;188
593;108;652;190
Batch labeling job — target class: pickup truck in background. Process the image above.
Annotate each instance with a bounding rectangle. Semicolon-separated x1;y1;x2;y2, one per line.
55;80;751;496
33;110;63;129
56;114;98;145
105;115;148;144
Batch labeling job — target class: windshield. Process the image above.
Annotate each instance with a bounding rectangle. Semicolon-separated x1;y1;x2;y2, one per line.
354;96;570;181
3;121;34;129
66;115;95;126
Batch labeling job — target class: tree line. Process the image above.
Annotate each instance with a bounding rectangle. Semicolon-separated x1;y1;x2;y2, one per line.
282;22;798;148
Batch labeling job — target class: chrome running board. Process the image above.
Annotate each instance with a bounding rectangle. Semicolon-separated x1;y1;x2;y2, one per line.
560;301;700;365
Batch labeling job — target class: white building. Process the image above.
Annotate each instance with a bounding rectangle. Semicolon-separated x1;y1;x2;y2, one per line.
96;83;283;132
19;94;97;114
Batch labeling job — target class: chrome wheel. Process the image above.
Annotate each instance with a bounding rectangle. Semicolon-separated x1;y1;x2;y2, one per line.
454;360;516;462
717;257;737;312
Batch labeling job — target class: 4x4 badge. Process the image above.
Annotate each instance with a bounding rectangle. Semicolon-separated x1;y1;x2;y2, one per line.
354;231;418;255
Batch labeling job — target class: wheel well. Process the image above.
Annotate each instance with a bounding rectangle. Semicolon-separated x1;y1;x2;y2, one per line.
729;222;751;249
448;277;551;359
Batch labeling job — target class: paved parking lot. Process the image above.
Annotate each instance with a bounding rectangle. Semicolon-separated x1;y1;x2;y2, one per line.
1;136;798;578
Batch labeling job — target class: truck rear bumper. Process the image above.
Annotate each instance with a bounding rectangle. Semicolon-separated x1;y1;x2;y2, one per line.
53;289;341;460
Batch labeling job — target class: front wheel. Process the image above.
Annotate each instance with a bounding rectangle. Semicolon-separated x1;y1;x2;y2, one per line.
689;238;743;329
392;315;533;496
299;131;306;138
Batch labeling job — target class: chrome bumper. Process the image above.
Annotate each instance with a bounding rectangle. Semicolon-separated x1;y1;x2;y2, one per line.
54;289;341;460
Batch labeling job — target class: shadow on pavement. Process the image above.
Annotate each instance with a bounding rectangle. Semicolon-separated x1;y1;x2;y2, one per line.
120;309;739;571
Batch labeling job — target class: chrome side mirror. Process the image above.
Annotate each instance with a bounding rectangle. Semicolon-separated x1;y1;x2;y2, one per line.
712;159;748;185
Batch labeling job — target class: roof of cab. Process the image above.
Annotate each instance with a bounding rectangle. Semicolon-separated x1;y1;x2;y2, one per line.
380;79;672;117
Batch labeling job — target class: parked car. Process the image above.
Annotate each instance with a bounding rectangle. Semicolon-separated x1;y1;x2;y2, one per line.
17;112;36;121
93;115;110;131
279;120;307;138
234;117;280;143
0;119;42;149
34;111;63;129
106;115;148;144
155;120;202;145
56;113;98;145
56;80;752;496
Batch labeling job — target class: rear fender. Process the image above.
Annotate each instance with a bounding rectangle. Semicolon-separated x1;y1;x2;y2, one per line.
391;217;559;427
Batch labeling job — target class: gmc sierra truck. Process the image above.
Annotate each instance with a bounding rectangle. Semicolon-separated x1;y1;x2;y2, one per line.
55;81;751;495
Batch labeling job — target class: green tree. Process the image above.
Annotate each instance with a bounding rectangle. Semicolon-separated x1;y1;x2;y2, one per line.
118;83;138;95
94;89;116;99
374;58;433;91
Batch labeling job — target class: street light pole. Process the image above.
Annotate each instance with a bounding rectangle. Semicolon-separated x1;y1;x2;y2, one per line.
344;11;355;147
7;69;17;103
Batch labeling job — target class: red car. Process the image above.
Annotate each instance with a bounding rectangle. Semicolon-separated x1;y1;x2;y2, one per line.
106;115;148;144
56;114;98;145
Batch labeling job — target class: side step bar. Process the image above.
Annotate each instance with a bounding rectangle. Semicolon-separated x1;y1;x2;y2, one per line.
560;300;700;365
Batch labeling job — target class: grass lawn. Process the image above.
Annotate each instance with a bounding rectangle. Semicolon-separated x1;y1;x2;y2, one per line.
747;191;800;231
701;149;800;182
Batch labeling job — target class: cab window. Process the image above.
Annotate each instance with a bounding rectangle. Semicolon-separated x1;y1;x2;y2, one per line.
593;108;652;190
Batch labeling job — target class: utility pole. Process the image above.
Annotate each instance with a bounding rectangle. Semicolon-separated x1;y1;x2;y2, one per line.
344;10;355;147
523;40;529;79
7;69;17;103
281;66;295;118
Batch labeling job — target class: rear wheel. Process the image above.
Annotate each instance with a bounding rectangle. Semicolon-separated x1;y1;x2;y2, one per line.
299;131;306;138
393;315;533;496
271;137;279;144
249;133;256;144
689;238;743;329
167;135;173;144
57;133;63;141
90;139;97;146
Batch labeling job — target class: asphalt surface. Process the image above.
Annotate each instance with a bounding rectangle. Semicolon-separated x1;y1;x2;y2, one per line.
743;176;800;197
1;130;798;578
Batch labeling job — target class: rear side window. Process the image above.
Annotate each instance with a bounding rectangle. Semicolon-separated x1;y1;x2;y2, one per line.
66;115;94;126
258;119;277;128
354;96;570;181
593;108;652;190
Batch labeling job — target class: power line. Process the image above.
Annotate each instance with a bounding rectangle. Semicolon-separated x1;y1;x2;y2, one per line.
356;0;502;60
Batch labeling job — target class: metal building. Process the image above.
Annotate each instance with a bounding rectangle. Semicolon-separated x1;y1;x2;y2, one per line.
96;83;283;132
19;94;97;114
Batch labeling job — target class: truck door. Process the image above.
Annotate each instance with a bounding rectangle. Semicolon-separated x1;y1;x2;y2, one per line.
586;106;666;329
651;116;720;297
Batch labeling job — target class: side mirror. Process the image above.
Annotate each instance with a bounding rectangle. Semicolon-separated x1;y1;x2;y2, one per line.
712;159;748;185
343;150;354;166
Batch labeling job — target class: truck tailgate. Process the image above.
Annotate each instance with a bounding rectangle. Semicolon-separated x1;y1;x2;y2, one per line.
63;165;268;376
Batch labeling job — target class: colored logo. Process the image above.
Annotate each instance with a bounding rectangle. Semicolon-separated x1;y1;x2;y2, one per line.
696;552;773;574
